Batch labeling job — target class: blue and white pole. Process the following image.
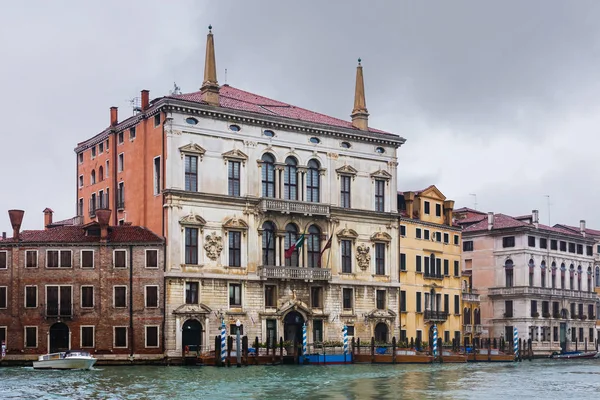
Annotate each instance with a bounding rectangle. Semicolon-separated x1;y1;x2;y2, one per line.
513;326;519;360
343;325;348;354
221;319;227;364
432;324;438;358
302;322;307;355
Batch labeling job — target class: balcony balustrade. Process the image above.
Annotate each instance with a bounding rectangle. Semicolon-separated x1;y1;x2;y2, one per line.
259;198;329;217
258;265;332;281
488;286;597;300
462;292;481;302
424;310;449;322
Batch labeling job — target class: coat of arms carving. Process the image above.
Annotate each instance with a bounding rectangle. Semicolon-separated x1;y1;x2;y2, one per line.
204;232;223;261
356;244;371;270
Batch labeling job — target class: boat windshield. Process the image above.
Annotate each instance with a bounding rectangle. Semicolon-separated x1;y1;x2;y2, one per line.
64;351;91;358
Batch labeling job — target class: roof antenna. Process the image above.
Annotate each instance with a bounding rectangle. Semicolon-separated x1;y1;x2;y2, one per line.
545;195;551;225
469;193;477;210
128;97;141;116
224;68;228;85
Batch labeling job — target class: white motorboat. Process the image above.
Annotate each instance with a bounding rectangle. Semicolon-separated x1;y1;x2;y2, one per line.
33;350;97;370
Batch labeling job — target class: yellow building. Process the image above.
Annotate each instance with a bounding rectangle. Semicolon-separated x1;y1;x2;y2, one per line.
398;185;463;347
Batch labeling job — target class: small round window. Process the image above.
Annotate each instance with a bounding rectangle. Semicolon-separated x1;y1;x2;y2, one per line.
185;117;198;125
229;124;241;132
263;130;275;137
309;137;321;144
341;141;351;149
375;147;385;154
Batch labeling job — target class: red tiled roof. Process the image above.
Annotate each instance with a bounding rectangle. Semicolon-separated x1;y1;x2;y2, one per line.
0;225;163;244
48;216;82;227
554;224;600;237
170;85;394;135
456;214;487;224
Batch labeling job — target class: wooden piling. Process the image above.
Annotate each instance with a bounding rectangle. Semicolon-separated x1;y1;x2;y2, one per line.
371;337;375;364
357;338;361;355
437;338;443;363
227;336;233;367
351;337;356;364
242;336;248;366
392;337;397;364
279;337;283;364
215;336;222;367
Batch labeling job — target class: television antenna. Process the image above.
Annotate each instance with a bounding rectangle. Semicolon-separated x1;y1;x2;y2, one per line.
544;195;552;225
469;193;478;210
127;97;142;115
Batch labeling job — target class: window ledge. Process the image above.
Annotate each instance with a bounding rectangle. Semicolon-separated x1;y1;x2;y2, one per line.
226;310;246;316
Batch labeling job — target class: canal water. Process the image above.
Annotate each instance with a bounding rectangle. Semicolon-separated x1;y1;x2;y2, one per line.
1;360;599;399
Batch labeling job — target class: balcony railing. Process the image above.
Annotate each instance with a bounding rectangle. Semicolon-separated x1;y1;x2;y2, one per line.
475;325;483;334
258;265;332;281
259;198;329;217
464;325;473;334
462;292;481;302
423;272;443;280
424;310;448;321
488;286;597;300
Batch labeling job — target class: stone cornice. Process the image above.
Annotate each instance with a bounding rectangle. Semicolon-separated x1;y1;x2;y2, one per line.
399;217;462;232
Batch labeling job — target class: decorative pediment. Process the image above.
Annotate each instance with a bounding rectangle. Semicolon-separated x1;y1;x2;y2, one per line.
371;231;392;242
173;303;212;315
418;185;447;201
277;300;312;317
222;149;248;165
370;168;392;181
337;227;359;241
336;165;358;178
223;216;249;232
366;308;397;319
179;143;206;160
179;213;206;227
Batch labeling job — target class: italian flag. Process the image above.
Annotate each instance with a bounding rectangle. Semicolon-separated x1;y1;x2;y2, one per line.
285;233;305;259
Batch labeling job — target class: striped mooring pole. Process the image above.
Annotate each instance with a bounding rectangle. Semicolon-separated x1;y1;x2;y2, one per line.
513;327;518;361
221;319;227;364
343;325;348;354
432;324;438;358
302;322;307;355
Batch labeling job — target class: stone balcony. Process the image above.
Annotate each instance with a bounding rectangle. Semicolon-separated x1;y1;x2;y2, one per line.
463;324;483;335
488;286;598;300
259;198;330;217
258;265;332;281
424;310;449;322
462;291;480;303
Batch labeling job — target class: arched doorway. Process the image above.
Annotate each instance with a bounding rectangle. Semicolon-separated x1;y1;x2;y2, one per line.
374;322;388;343
182;319;203;355
283;311;305;352
49;322;69;353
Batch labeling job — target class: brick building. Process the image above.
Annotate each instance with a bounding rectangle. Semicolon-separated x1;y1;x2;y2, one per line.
0;208;164;364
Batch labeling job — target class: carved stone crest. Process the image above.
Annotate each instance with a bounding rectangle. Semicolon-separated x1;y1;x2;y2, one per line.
356;244;371;270
204;231;223;261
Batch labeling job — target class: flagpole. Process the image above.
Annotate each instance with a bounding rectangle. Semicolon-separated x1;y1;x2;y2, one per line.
326;237;332;269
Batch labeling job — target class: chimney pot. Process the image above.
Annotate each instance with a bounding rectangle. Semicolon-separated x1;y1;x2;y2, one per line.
532;209;539;228
95;208;111;241
141;90;149;110
110;107;118;126
580;220;586;235
8;209;25;240
487;212;494;230
43;208;53;229
2;232;6;240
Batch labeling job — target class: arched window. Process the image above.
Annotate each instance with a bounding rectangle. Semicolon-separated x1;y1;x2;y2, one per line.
284;157;298;200
306;225;321;268
98;166;104;182
540;261;546;288
91;170;96;185
474;308;481;325
551;262;557;289
261;222;276;266
464;307;472;325
306;159;320;202
587;267;592;292
261;153;275;198
569;264;575;290
528;259;535;287
505;259;514;288
284;223;299;267
596;266;600;287
577;265;582;291
560;263;566;289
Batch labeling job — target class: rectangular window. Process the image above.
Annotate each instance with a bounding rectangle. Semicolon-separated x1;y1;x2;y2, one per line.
313;320;323;343
540;238;548;249
78;198;84;216
505;300;513;317
0;287;6;308
586;246;593;256
416;255;422;273
416;228;422;239
443;233;449;244
454;235;459;245
25;286;37;308
184;155;198;191
146;326;159;348
79;175;84;188
153;157;161;195
185;282;199;304
130;127;136;140
265;285;276;308
551;240;558;250
118;153;124;172
531;300;538;317
81;286;94;308
118;131;124;144
25;327;37;348
145;286;159;308
341;175;351;208
559;241;567;251
502;237;515;248
443;259;449;276
229;284;242;307
228;161;241;197
424;230;430;240
81;250;94;269
435;232;442;242
375;179;385;212
416;292;422;313
78;153;83;164
117;182;124;209
576;244;583;255
400;253;406;271
230;324;244;335
25;250;37;268
375;243;385;275
341;240;352;273
91;146;96;158
228;231;241;267
266;319;277;347
400;225;406;236
154;114;161;127
81;326;94;348
185;228;199;265
347;325;355;336
568;243;575;253
342;288;353;310
114;327;127;348
454;260;459;277
444;294;449;313
454;295;460;314
424;201;430;214
435;203;441;217
400;290;406;312
528;236;536;247
376;290;386;310
113;250;127;268
99;142;104;153
114;286;127;308
46;286;72;317
311;286;323;308
46;250;72;268
145;250;158;268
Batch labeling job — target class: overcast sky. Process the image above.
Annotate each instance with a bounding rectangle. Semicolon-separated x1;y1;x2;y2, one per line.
2;0;600;233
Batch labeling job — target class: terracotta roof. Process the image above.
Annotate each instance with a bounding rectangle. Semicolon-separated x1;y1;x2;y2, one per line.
0;225;163;244
554;224;600;238
48;216;83;227
170;85;394;135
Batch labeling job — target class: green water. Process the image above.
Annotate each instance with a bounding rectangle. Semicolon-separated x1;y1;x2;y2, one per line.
1;361;599;399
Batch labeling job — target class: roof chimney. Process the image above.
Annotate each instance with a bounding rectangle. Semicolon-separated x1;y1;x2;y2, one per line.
487;212;494;231
110;107;118;126
350;58;369;131
141;90;149;110
443;200;455;227
580;220;586;237
404;192;415;219
8;209;24;240
532;209;539;229
200;25;220;106
2;232;6;240
95;209;111;242
43;208;53;230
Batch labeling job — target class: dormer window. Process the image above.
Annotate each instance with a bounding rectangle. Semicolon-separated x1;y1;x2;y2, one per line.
229;124;241;132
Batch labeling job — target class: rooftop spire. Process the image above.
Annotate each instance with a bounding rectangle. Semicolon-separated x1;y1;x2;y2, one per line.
351;58;369;131
200;25;220;106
